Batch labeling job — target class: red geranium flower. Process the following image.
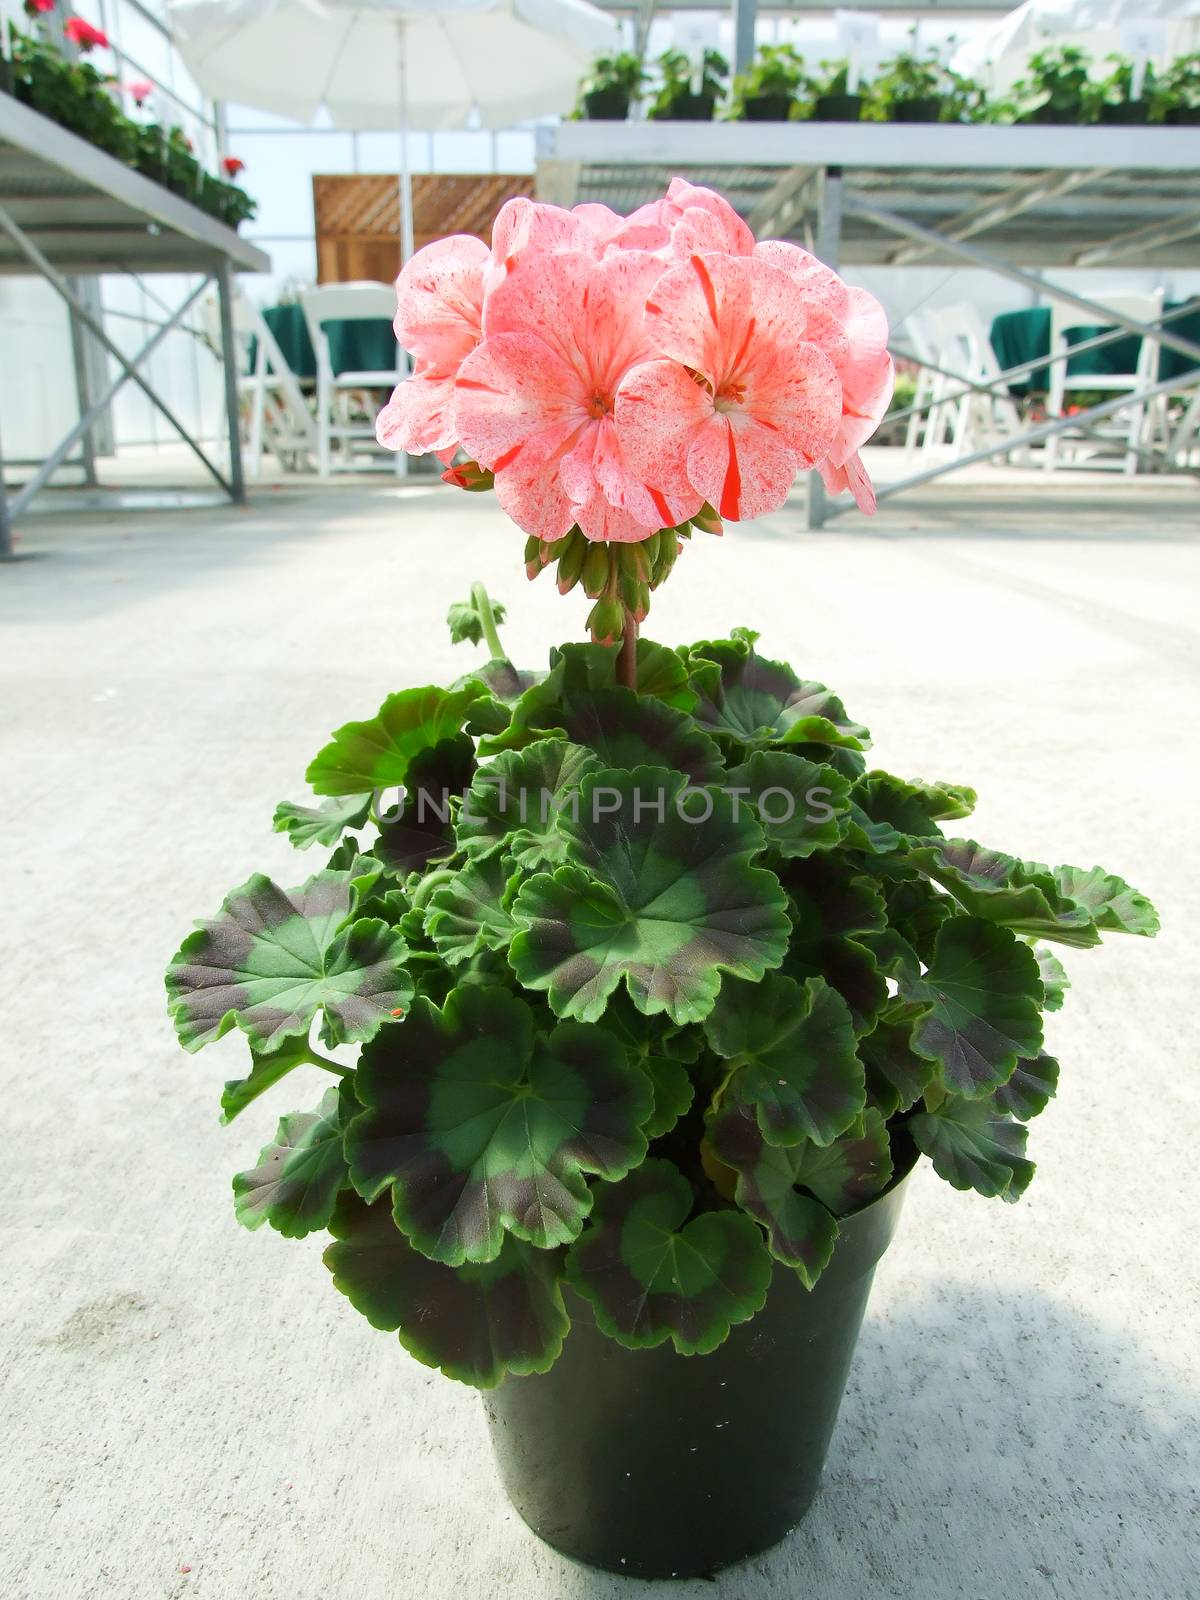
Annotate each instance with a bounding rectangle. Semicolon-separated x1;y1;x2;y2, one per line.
64;16;109;49
24;0;56;16
222;156;246;178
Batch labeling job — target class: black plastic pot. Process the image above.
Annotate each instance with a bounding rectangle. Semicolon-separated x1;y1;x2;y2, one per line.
892;98;942;123
651;92;718;122
813;93;863;122
483;1151;916;1578
1098;100;1148;124
1163;105;1200;125
582;87;631;121
742;92;795;122
1021;103;1079;124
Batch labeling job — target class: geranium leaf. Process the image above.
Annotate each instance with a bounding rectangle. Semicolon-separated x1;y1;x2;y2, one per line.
273;792;371;850
345;986;653;1265
232;1084;349;1238
509;767;791;1025
909;1097;1034;1200
476;658;569;755
447;595;506;647
992;1052;1059;1120
903;917;1043;1098
782;853;887;939
166;873;412;1052
859;926;922;985
858;1001;936;1116
641;1054;696;1140
553;639;698;712
220;1034;314;1124
373;737;475;874
707;1101;891;1287
564;1158;772;1355
725;751;850;858
704;974;865;1147
688;642;869;751
424;854;521;966
455;739;603;869
559;686;725;782
456;657;540;705
785;935;888;1037
849;772;977;847
908;839;1100;949
596;992;696;1138
306;683;490;797
324;1193;569;1388
1033;945;1069;1012
1051;865;1159;937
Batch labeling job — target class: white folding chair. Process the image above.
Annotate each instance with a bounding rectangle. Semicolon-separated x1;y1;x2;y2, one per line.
924;304;1025;462
301;283;406;477
202;290;315;477
895;312;941;457
1043;290;1165;476
1167;385;1200;469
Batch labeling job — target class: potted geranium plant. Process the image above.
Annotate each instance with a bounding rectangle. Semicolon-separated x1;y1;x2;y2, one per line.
1095;52;1154;123
648;46;728;120
802;57;870;122
869;36;985;123
573;49;646;121
165;178;1158;1579
1152;52;1200;123
729;42;804;121
1011;43;1100;124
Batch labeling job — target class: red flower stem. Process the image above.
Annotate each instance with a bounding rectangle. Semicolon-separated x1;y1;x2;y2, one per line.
617;611;638;690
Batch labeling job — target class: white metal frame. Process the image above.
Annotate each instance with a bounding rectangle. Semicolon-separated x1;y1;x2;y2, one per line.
300;283;406;478
1044;290;1164;476
0;94;269;561
202;290;316;477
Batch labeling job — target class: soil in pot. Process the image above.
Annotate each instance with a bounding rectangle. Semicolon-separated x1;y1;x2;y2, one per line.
582;87;631;120
742;92;794;122
482;1149;916;1579
813;92;863;121
891;98;942;122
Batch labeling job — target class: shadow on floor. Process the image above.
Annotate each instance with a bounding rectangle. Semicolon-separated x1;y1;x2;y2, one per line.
535;1281;1197;1600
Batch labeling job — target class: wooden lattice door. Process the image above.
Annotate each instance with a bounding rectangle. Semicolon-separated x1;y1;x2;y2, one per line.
312;173;535;284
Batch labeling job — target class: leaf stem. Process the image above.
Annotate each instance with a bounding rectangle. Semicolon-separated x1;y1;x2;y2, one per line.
470;581;508;663
617;611;638;691
307;1049;352;1078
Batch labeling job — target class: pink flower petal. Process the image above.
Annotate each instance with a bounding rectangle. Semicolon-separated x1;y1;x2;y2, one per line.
742;340;842;466
615;359;712;502
492;428;578;543
490;197;597;272
665;179;755;256
392;236;488;368
376;367;458;455
455;332;582;468
819;451;877;514
686;411;805;522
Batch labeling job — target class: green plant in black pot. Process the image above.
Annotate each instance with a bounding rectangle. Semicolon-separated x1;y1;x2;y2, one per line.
1011;43;1100;124
1095;52;1155;123
729;42;804;122
648;46;728;121
802;57;870;122
573;50;646;121
6;25;136;162
1151;52;1200;124
869;38;984;123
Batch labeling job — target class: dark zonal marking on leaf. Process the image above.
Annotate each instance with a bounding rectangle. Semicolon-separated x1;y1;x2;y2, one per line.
165;872;412;1053
1051;864;1159;938
232;1084;349;1239
687;641;870;751
910;1097;1034;1201
456;658;540;705
724;750;851;859
903;916;1044;1098
344;985;653;1266
908;839;1100;949
508;766;791;1025
858;1001;936;1117
559;686;726;783
424;854;522;965
324;1192;569;1388
373;737;475;875
564;1158;772;1355
273;792;372;850
455;738;603;870
552;639;698;713
782;853;887;941
704;973;865;1147
991;1052;1059;1121
305;682;491;797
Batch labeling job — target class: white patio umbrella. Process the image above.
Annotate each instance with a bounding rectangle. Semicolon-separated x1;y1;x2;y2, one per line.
169;0;617;257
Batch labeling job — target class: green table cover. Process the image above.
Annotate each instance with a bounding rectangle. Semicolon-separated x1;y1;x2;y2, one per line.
258;303;398;381
990;303;1200;396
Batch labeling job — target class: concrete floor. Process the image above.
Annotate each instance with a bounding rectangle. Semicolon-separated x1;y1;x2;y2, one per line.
1;468;1197;1600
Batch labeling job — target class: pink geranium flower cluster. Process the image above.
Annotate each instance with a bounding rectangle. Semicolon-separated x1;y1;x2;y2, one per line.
377;178;893;538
